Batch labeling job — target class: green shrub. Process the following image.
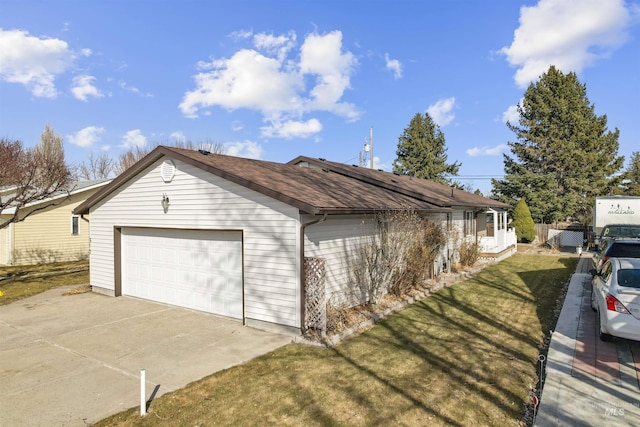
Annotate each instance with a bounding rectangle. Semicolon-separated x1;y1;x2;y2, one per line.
512;198;536;243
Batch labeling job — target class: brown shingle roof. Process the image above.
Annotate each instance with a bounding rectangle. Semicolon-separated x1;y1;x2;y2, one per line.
74;146;446;215
288;156;511;209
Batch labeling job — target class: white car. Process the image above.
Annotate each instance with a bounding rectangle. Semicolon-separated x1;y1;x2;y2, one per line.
590;258;640;342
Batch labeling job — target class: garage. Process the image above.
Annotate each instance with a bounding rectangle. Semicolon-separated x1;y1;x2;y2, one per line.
121;227;243;319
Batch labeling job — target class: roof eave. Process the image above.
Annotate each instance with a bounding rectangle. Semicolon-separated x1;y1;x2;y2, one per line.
74;147;167;215
74;147;324;216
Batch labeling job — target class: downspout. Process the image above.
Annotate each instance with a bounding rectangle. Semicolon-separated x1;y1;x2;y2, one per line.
475;210;480;246
300;213;328;331
7;222;14;266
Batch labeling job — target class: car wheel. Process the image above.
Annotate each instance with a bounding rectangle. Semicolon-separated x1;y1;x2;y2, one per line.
597;312;613;342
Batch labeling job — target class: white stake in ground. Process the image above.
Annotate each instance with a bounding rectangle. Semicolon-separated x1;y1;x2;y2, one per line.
140;369;146;416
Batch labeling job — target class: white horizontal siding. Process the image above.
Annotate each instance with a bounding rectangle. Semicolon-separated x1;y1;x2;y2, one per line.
89;158;301;327
304;212;454;306
304;215;377;306
8;191;98;265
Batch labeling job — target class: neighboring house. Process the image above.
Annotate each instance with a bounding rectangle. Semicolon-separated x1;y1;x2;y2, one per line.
73;146;514;334
0;180;111;266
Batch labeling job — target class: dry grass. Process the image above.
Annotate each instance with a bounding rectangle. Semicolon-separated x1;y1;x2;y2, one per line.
0;260;89;305
62;284;92;296
95;254;577;427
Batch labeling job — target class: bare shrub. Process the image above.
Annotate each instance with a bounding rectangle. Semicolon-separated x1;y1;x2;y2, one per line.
349;209;420;304
392;219;446;296
419;219;447;277
397;242;427;296
459;239;480;267
348;210;448;303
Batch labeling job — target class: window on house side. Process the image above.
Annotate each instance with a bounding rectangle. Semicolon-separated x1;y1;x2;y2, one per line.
464;211;475;236
486;212;495;237
71;216;79;236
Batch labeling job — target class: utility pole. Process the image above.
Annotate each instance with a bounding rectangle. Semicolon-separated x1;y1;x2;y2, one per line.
369;127;373;169
360;127;374;169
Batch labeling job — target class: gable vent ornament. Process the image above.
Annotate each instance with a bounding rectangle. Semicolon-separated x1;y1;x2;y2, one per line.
160;160;176;183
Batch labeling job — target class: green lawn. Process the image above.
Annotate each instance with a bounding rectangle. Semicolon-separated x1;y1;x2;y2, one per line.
95;254;577;427
0;260;89;305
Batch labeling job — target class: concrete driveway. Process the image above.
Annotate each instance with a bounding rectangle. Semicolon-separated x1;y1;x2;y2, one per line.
0;286;292;426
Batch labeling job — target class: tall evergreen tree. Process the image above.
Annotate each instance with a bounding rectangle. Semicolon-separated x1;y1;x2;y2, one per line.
619;151;640;196
492;66;624;224
393;112;460;185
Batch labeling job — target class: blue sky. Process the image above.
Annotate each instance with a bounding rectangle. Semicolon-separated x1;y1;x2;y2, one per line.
1;0;639;194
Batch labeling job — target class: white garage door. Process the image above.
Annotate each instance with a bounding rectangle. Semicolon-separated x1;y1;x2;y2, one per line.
122;228;243;319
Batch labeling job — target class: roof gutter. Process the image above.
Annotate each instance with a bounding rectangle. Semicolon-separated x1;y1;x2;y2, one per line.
300;213;328;332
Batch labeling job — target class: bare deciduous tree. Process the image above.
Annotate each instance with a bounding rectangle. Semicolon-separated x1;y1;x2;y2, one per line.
76;151;115;180
0;125;73;229
113;139;226;176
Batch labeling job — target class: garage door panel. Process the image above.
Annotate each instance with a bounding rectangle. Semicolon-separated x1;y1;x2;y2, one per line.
122;228;243;319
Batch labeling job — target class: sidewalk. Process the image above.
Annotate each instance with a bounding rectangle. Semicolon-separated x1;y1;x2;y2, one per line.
535;256;640;426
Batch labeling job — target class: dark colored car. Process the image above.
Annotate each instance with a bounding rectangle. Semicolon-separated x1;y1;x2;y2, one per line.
594;238;640;271
597;224;640;250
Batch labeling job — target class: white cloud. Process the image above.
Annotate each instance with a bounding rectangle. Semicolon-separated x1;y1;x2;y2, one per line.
261;118;322;139
170;131;186;142
0;28;75;97
121;129;147;149
119;81;138;93
224;140;264;159
466;144;509;157
502;104;520;123
180;48;302;118
373;157;386;170
71;75;103;101
67;126;105;148
500;0;633;87
253;31;296;60
231;120;244;131
180;30;360;138
384;53;402;79
229;30;253;41
80;48;92;57
427;97;456;127
119;80;152;97
299;31;359;119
